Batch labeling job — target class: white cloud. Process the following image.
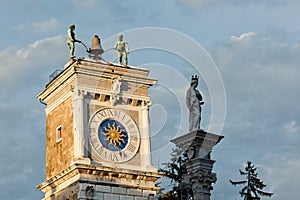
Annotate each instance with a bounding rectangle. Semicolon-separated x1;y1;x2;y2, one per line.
0;35;66;88
210;30;300;200
261;158;300;199
230;32;257;43
223;33;299;125
0;35;68;199
14;18;59;33
283;121;299;134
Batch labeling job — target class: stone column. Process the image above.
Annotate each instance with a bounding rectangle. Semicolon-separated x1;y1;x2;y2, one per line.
139;100;152;167
72;88;90;165
186;158;217;200
171;130;223;200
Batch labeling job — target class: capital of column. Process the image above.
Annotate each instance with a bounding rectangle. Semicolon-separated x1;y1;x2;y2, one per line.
142;100;151;109
188;168;217;200
74;88;88;99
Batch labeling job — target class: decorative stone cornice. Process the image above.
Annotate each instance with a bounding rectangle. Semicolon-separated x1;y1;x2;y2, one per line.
38;58;157;110
72;58;157;86
37;163;162;194
171;130;223;155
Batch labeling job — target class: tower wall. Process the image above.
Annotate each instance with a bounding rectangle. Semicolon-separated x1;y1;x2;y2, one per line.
46;96;74;178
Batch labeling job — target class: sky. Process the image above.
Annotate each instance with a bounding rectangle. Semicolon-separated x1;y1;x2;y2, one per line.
0;0;300;199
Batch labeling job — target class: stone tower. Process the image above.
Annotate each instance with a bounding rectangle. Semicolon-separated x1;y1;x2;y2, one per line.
37;59;161;200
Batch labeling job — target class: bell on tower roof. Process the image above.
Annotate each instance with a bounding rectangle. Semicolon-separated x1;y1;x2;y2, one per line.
88;35;104;60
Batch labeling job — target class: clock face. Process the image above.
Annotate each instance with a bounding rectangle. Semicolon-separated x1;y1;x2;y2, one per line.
89;108;140;163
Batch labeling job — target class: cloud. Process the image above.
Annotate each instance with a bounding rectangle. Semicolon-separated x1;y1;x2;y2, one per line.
0;35;67;89
0;35;70;199
0;102;45;199
261;158;300;199
217;32;300;131
14;18;59;33
230;32;257;43
282;120;299;134
209;30;300;200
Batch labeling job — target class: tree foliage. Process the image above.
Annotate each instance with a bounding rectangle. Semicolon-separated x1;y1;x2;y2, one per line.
230;161;273;200
158;147;192;200
158;147;187;183
157;189;177;200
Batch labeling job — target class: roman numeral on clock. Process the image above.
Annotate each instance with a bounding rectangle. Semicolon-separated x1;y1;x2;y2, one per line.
89;128;96;134
127;143;137;153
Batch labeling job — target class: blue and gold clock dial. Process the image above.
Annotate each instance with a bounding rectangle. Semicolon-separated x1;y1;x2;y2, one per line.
99;119;128;151
89;108;140;163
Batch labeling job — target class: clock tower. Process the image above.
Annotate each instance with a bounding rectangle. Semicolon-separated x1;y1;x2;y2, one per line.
37;58;161;199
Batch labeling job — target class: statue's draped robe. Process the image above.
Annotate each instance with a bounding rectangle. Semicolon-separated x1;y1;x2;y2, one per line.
186;87;202;131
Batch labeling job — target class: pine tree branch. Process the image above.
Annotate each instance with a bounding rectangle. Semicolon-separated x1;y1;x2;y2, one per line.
256;189;273;197
239;169;247;175
230;180;247;186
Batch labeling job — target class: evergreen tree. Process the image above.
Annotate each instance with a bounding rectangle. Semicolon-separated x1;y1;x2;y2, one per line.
230;161;273;200
158;147;192;200
159;147;187;183
157;190;177;200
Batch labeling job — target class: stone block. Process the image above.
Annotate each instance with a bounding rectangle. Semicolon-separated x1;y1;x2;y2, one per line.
134;197;147;200
104;193;120;200
127;188;142;196
96;185;111;193
94;192;104;200
79;183;95;191
112;186;127;195
120;196;134;200
142;190;156;197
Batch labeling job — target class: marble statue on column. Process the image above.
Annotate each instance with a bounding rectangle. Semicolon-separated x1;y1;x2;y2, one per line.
186;75;204;131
